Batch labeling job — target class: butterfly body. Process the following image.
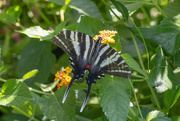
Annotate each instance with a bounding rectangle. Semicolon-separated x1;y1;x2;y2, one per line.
51;30;131;112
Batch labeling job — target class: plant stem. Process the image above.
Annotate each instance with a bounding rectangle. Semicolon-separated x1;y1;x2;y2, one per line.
131;21;150;70
129;107;137;118
130;32;161;110
0;77;6;82
145;78;161;110
130;32;146;73
29;87;50;95
154;3;167;18
129;79;143;119
12;106;39;121
33;4;54;26
102;0;121;20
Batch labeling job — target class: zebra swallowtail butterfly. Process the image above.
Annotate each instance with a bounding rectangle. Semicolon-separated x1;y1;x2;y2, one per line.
51;30;131;112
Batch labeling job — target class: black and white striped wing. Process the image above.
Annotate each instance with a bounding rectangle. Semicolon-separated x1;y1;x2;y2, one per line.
81;40;131;112
51;30;95;77
88;42;131;83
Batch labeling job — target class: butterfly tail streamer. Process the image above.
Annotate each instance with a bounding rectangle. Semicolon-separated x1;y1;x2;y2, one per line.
62;76;76;103
80;84;92;112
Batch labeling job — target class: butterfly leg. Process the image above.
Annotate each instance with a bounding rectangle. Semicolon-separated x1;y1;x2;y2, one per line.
80;83;92;112
62;76;76;103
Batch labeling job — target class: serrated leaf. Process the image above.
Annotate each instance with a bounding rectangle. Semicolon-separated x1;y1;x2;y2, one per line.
16;26;54;40
0;79;32;106
39;86;75;121
47;0;102;19
22;69;38;81
121;53;146;77
99;75;131;121
163;86;180;109
110;0;129;21
130;18;180;55
149;46;179;93
17;40;56;88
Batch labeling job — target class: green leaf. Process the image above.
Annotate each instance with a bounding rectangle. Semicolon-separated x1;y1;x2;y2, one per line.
12;93;42;116
0;79;32;106
149;46;179;93
93;116;108;121
151;117;171;121
77;16;111;37
99;75;131;121
22;69;38;81
146;110;164;121
0;13;16;24
163;0;180;18
47;0;102;19
110;0;129;21
17;40;56;88
55;20;68;34
39;86;75;120
121;53;146;77
130;18;180;55
6;5;22;19
171;116;180;121
16;26;54;40
163;86;180;109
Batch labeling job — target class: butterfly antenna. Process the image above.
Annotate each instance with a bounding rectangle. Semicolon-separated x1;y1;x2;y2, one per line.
80;84;92;112
62;76;76;103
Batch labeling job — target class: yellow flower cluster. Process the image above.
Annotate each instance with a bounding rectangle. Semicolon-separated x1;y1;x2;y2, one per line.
54;67;72;90
94;30;117;44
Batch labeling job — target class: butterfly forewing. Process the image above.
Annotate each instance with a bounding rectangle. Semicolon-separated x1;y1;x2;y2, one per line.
51;30;94;76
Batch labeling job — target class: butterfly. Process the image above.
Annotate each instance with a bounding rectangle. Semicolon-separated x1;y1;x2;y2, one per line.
51;30;131;112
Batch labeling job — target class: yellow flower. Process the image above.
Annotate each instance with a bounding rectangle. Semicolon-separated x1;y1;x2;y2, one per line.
94;30;117;44
54;67;72;90
64;67;72;74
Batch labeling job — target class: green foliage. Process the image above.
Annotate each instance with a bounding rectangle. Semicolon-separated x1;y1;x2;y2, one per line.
39;86;75;121
0;79;32;106
99;75;131;121
17;40;56;87
0;0;180;121
149;46;178;93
